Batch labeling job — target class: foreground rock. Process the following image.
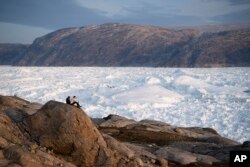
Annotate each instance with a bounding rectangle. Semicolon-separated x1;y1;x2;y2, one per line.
0;95;249;167
0;95;75;167
0;95;141;167
23;101;113;166
94;115;249;166
95;115;239;146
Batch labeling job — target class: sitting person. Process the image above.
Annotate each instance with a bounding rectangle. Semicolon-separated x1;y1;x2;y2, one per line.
66;96;81;108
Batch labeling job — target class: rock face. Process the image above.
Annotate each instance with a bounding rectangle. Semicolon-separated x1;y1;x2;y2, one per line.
180;30;250;67
0;95;142;167
23;101;112;166
94;115;250;166
95;115;239;146
15;23;197;67
3;23;248;67
0;95;75;167
0;44;29;65
1;94;250;167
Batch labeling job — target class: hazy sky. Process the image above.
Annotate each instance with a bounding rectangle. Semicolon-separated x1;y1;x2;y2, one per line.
0;0;250;43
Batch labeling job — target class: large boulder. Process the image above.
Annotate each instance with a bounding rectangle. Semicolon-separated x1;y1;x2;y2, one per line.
0;96;76;167
0;112;27;147
0;96;143;167
23;101;114;167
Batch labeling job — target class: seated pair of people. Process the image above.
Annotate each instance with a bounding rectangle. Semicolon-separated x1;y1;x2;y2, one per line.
66;96;81;108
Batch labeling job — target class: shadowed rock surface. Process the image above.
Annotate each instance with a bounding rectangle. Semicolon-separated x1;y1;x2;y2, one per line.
0;44;29;65
1;23;249;67
0;95;249;167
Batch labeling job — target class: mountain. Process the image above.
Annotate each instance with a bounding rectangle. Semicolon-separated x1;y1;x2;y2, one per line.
15;23;198;66
178;30;250;67
0;44;29;65
172;21;250;33
1;23;250;67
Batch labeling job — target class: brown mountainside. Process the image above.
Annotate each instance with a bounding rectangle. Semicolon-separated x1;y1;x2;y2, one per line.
1;23;249;67
0;44;29;65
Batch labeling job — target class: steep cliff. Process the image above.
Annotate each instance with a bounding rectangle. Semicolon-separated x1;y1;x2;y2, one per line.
1;23;249;67
0;44;29;65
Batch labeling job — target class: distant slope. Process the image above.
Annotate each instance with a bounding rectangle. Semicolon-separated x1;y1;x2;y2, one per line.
179;30;250;67
16;23;198;66
173;21;250;33
2;23;250;67
0;44;29;65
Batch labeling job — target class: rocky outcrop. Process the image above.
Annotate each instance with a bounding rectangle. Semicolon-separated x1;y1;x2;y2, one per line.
0;95;142;167
94;115;249;166
155;147;219;165
23;101;113;166
95;115;239;146
0;95;249;167
0;95;76;167
4;23;248;67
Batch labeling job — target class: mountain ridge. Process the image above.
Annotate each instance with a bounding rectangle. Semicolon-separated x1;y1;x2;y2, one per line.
0;23;250;67
0;43;29;65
